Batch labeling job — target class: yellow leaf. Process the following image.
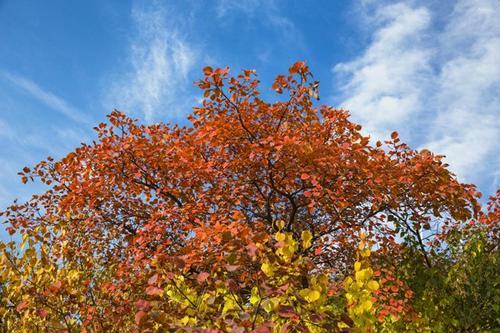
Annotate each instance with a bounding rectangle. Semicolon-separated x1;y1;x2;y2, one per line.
249;296;259;306
275;220;285;231
318;273;328;285
301;230;313;249
307;289;321;302
361;300;373;311
367;280;379;291
354;261;361;271
261;262;274;276
20;234;29;250
282;245;295;258
222;298;236;313
263;299;275;313
250;287;260;305
275;232;286;242
68;269;79;281
355;270;366;282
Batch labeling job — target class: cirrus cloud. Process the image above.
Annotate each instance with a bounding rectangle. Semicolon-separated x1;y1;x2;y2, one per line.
334;0;500;193
104;2;197;122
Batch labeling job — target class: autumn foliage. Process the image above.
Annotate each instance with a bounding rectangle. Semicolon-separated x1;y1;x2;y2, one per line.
1;62;498;332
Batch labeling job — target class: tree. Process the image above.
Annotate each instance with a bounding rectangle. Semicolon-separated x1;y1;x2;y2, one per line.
1;62;497;332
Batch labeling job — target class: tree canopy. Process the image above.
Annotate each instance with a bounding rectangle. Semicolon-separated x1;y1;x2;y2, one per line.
1;62;498;332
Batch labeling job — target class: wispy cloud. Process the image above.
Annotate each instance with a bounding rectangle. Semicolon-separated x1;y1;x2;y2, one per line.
333;3;432;139
216;0;262;18
0;119;13;139
333;0;500;190
425;0;500;189
104;2;196;121
1;71;91;124
215;0;303;49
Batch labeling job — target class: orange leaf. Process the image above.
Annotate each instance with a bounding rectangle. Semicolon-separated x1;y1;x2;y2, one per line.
16;300;29;312
203;66;213;76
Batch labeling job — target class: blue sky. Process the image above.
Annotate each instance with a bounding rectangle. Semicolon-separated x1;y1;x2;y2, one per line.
1;0;499;239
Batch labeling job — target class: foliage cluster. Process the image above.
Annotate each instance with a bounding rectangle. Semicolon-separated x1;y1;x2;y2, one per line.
1;62;498;332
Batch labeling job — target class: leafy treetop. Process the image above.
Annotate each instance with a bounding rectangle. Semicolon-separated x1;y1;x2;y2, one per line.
1;62;496;332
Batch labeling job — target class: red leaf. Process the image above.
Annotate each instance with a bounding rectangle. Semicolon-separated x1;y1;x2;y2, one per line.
277;305;299;319
135;299;151;311
37;308;48;318
148;273;159;285
247;242;258;257
227;279;239;292
145;286;163;296
225;264;239;272
197;272;210;284
49;281;62;293
135;310;147;326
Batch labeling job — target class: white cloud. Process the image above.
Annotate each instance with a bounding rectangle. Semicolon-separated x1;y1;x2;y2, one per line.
0;119;13;139
215;0;262;18
333;3;433;139
1;72;90;124
426;0;500;187
215;0;302;49
334;0;500;188
105;2;196;121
